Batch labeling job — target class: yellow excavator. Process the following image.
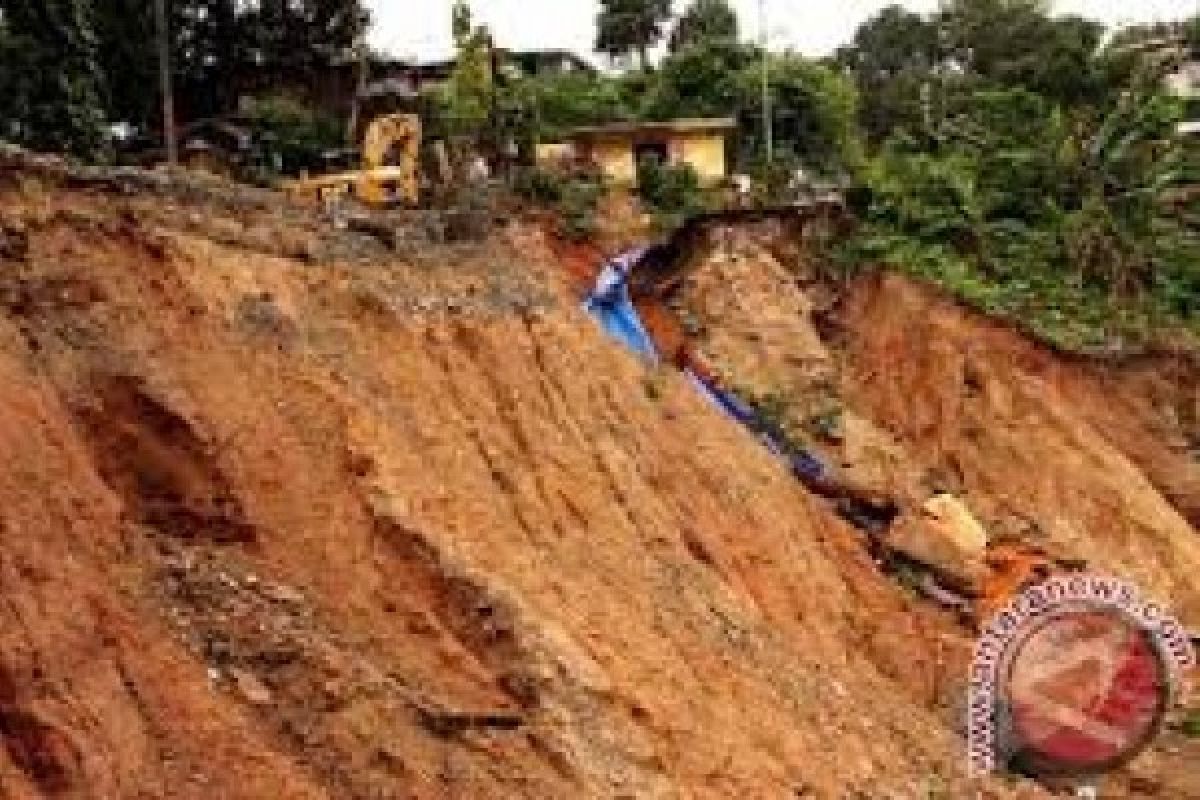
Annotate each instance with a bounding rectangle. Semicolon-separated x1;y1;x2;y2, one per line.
285;113;421;209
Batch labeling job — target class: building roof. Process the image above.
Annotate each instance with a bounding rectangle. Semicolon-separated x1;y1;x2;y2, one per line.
567;118;738;139
507;49;596;74
402;49;596;82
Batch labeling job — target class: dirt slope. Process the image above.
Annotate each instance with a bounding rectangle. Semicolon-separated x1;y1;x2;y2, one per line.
0;159;1059;799
666;229;1199;797
0;155;1193;798
672;230;1199;623
836;273;1200;621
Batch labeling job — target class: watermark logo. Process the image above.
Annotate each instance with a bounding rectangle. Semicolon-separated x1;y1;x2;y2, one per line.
968;574;1194;777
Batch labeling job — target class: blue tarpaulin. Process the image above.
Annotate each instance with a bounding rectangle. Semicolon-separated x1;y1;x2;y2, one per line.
582;249;659;362
687;369;827;482
685;369;755;426
585;250;827;483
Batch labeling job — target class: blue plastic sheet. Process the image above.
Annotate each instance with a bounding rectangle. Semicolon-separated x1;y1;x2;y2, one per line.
582;250;658;362
685;369;755;426
586;251;827;483
687;369;827;481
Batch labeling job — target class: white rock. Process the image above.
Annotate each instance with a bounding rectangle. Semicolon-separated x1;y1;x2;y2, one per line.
887;493;989;587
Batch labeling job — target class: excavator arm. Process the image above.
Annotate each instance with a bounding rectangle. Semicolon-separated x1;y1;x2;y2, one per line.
284;112;421;209
358;113;421;206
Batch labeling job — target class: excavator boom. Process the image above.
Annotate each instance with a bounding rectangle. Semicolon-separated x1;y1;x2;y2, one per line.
285;113;421;209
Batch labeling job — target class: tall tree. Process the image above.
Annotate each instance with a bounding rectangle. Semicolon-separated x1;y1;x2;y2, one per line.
94;0;156;128
835;5;941;144
642;37;755;121
90;0;366;133
0;0;109;159
95;0;251;127
668;0;737;53
839;1;1107;144
643;37;862;177
938;0;1105;106
442;0;494;136
241;0;365;85
750;54;864;176
596;0;672;70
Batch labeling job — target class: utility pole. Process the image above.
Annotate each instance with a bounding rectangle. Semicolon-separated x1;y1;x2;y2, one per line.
153;0;178;166
347;10;369;146
759;0;773;165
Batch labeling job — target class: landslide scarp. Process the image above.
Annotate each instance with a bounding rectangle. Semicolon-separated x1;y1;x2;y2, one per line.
0;153;1184;798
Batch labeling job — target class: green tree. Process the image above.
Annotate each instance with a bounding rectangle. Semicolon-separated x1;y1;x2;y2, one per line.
0;0;109;159
833;0;1200;344
938;0;1105;107
530;72;633;140
441;0;494;136
92;0;156;128
840;1;1108;145
94;0;244;129
641;39;862;177
851;82;1197;344
834;5;941;144
748;54;864;178
641;37;756;120
1187;15;1200;56
89;0;366;134
668;0;737;53
596;0;672;69
244;0;364;83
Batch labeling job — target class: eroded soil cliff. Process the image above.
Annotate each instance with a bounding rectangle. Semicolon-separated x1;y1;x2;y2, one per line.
0;157;1193;798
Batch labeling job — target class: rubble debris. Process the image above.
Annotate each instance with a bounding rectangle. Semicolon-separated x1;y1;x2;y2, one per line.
885;494;989;589
229;668;273;707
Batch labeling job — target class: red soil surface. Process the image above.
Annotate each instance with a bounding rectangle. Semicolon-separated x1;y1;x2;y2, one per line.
0;159;1192;798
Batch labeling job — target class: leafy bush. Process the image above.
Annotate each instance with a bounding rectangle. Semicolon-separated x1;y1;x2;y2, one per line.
530;72;634;142
249;94;343;176
514;167;604;241
514;166;566;205
557;178;605;241
636;158;707;228
839;78;1200;351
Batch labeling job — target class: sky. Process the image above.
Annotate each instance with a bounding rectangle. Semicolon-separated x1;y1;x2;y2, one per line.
365;0;1200;65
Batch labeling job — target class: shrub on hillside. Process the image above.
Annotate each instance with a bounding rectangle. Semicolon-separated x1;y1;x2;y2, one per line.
514;166;565;205
636;158;707;229
514;166;605;242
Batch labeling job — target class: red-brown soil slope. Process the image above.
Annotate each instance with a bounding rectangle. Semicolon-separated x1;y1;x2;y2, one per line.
0;155;1192;798
664;231;1198;797
0;159;1054;799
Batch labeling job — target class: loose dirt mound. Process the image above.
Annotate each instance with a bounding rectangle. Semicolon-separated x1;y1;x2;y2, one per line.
835;273;1200;617
663;229;1199;797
